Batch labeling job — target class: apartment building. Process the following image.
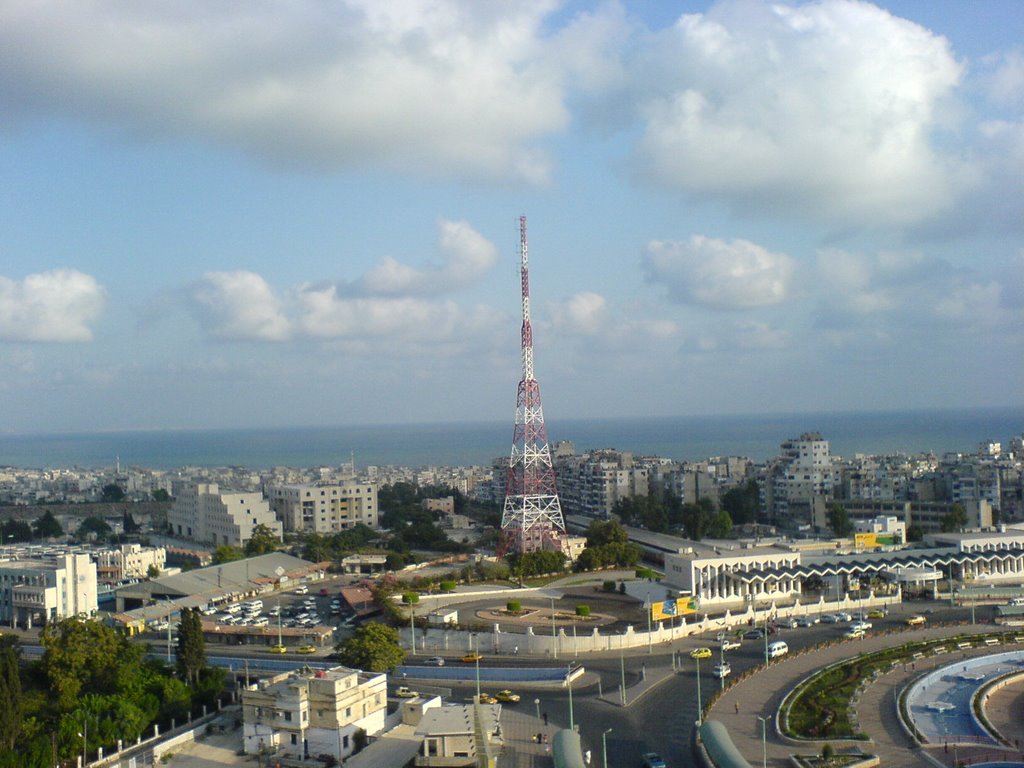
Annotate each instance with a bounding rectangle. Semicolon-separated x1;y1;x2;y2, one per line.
0;552;97;628
94;543;167;583
242;665;387;762
168;482;283;548
265;482;378;534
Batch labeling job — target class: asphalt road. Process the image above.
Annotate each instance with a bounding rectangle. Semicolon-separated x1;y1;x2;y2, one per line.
482;600;998;768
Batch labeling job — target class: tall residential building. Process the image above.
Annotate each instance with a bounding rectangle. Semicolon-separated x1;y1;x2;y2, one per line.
168;482;283;548
242;665;387;762
0;552;97;629
265;482;378;534
768;432;838;525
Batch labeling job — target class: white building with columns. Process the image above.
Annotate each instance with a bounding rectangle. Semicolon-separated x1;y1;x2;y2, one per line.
664;546;803;608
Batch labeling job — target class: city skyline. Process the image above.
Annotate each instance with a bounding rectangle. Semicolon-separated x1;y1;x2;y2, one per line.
2;0;1022;435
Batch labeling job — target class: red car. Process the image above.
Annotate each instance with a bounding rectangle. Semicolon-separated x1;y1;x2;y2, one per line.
320;587;329;596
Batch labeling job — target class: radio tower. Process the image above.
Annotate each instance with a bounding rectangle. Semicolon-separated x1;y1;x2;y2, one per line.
500;216;565;555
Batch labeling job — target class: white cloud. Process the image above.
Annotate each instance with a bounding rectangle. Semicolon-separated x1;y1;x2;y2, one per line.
297;286;463;339
547;292;608;335
982;50;1024;109
0;1;568;183
643;235;796;309
0;269;105;342
629;0;967;224
361;219;498;295
192;271;292;341
814;248;1009;334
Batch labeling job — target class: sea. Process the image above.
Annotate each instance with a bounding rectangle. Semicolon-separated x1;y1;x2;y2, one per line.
1;406;1022;471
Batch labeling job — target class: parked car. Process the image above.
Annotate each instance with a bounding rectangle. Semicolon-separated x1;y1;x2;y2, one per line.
820;614;840;624
642;752;667;768
478;693;497;704
720;638;742;651
711;663;731;679
744;628;765;640
795;616;819;627
690;647;713;659
835;611;853;622
461;652;483;663
496;689;521;703
395;686;418;698
775;617;798;629
295;585;308;595
843;628;866;639
320;587;329;596
426;656;446;667
849;621;872;633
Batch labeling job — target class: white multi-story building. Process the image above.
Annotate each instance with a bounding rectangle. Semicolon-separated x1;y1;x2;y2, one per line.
168;482;283;548
94;543;167;583
0;552;97;628
769;432;838;523
265;482;378;534
242;665;387;762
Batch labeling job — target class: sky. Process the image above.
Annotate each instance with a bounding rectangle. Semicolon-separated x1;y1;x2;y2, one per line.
1;0;1023;435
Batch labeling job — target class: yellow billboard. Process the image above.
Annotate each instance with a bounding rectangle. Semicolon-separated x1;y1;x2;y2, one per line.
651;597;697;622
855;532;878;548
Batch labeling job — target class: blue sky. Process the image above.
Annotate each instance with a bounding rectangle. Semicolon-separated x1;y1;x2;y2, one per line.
1;0;1022;434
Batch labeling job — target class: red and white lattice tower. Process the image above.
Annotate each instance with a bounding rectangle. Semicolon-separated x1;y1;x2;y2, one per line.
500;216;566;554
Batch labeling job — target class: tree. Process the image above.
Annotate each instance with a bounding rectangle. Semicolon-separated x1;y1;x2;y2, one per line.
0;519;32;543
32;510;63;539
584;519;628;547
152;489;170;502
122;510;141;535
76;516;112;543
706;510;733;539
212;545;244;564
0;638;22;752
940;503;968;533
244;523;280;557
906;524;924;542
826;503;854;537
175;608;206;687
334;622;405;672
721;480;761;525
146;563;161;579
100;484;125;503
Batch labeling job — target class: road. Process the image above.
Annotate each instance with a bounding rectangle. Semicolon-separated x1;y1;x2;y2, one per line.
465;600;998;768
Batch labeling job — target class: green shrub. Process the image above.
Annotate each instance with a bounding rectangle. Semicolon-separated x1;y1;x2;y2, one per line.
507;600;522;613
402;592;419;604
602;580;616;592
575;605;591;617
439;580;456;593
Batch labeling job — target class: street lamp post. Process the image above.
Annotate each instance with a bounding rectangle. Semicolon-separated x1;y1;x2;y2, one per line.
566;664;574;732
166;597;174;663
619;634;627;706
550;597;558;660
695;656;702;726
602;728;613;768
77;715;88;768
757;716;768;768
534;698;541;722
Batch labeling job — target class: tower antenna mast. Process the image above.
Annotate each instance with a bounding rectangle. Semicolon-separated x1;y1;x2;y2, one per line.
500;216;565;554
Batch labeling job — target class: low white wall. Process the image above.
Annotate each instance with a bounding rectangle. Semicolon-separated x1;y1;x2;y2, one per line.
402;592;902;656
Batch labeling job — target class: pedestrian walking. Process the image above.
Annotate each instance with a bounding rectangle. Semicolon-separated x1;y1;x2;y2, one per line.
734;702;740;714
543;712;548;726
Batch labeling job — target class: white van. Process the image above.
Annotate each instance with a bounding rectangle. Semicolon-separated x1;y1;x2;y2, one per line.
767;640;789;659
1008;597;1024;606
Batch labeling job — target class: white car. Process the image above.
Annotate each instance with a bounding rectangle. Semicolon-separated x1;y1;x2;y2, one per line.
820;614;840;624
720;638;742;651
712;663;731;679
427;656;446;666
850;621;872;633
295;585;308;595
795;616;819;627
836;611;853;622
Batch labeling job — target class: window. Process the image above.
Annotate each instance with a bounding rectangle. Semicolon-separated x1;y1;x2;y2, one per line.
284;712;292;722
343;735;349;749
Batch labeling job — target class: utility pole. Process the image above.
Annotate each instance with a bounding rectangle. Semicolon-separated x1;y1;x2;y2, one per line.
602;728;613;768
